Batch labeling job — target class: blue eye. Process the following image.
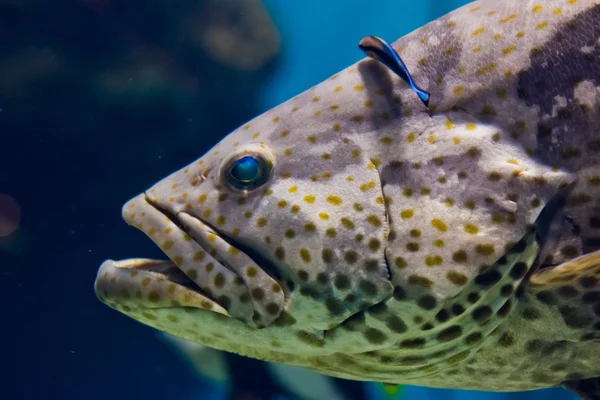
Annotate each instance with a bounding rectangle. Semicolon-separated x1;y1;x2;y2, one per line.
231;156;260;183
224;154;271;191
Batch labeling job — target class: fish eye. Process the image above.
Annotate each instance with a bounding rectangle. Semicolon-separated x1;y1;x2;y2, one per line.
223;153;272;191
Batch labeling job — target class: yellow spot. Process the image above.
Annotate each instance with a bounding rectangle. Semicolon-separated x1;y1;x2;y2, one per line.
493;33;502;40
228;247;240;256
352;149;361;158
406;132;416;143
318;212;329;220
326;196;343;206
452;86;463;95
164;227;172;234
431;219;448;232
314;110;321;117
516;31;525;38
453;137;461;145
360;181;377;191
553;7;562;15
472;45;483;53
256;217;267;227
464;224;479;235
284;149;293;157
171;183;178;189
466;123;476;131
277;200;287;208
288;185;298;193
330;104;339;110
418;58;426;66
536;21;548;30
281;130;290;137
499;13;517;24
304;195;316;204
272;116;280;123
425;256;443;267
401;209;414;219
507;158;519;165
334;85;343;92
532;4;543;13
428;135;436;144
292;106;299;112
402;188;413;197
354;84;364;91
433;239;444;248
476;63;496;76
352;115;364;123
469;6;480;12
312;96;320;102
380;136;392;145
502;45;516;55
567;0;576;3
307;136;317;144
252;132;260;139
163;241;174;250
471;27;485;36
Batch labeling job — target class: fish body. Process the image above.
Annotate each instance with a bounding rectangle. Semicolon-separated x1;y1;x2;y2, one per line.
95;0;600;397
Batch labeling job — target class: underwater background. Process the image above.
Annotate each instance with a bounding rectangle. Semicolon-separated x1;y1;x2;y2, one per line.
0;0;582;399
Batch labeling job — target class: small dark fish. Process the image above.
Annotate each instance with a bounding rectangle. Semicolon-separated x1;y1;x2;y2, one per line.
359;35;430;108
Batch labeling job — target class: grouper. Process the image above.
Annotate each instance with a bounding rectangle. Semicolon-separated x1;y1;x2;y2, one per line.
94;0;600;397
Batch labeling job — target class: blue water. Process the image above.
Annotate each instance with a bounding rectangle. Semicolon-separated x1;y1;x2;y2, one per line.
0;0;583;399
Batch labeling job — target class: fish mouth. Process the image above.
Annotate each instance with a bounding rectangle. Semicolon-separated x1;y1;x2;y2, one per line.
95;192;285;329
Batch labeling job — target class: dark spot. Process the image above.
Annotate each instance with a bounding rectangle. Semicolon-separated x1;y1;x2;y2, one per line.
345;250;358;264
582;291;600;304
498;332;515;347
497;299;512;318
321;249;334;263
465;332;483;345
316;272;329;285
325;298;344;315
467;292;480;304
341;312;365;331
472;306;493;323
334;274;351;290
500;284;514;297
451;304;466;315
274;311;296;327
417;295;437;310
299;285;320;299
435;309;450;323
251;288;265;301
399;338;426;349
536;290;555;305
364;259;379;272
386;316;408;333
296;331;324;347
557;285;579;298
218;295;231;310
265;302;280;315
438;325;463;342
364;328;387;344
274;247;285;260
359;280;377;296
368;303;387;317
559;305;589;328
475;270;502;287
522;307;541;320
297;270;309;281
214;273;226;288
420;322;434;331
510;262;528;280
579;275;598;289
393;286;407;301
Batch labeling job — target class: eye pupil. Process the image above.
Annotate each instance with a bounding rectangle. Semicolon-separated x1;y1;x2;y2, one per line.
230;156;260;183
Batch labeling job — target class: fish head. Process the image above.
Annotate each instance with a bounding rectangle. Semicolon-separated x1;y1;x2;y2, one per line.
94;66;402;357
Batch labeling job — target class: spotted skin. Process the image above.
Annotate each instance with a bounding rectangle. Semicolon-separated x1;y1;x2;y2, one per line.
95;0;600;395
